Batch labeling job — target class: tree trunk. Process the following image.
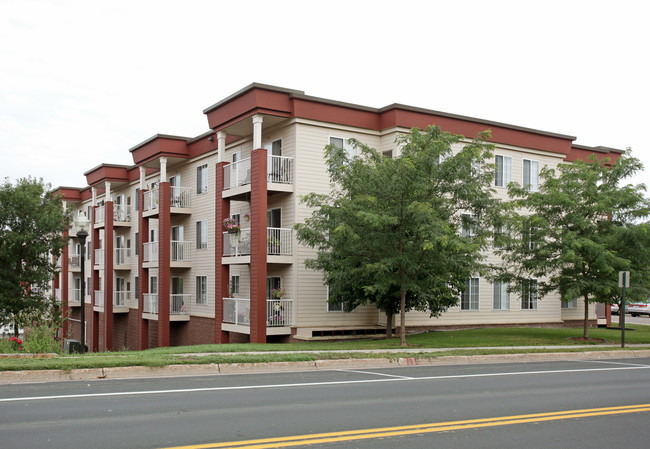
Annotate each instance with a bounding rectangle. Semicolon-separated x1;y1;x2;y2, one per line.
400;286;407;346
385;310;393;338
583;294;589;339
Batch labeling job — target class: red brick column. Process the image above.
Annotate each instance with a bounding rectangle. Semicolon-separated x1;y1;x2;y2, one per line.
91;205;100;352
138;189;149;350
103;201;114;351
61;235;69;339
215;162;230;344
158;182;171;347
250;149;268;343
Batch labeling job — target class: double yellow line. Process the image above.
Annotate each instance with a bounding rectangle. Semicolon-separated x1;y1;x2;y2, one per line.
165;403;650;449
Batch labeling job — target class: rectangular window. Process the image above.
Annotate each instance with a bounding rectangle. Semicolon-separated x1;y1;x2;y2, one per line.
196;276;207;305
523;159;540;191
150;276;158;294
495;155;512;187
493;281;510;310
562;298;578;309
521;279;538;310
462;214;477;238
134;232;139;255
326;285;344;312
86;277;91;296
135;188;140;211
230;275;240;295
196;220;208;249
461;278;479;310
197;164;208;194
493;225;504;249
523;219;537;250
330;136;357;158
135;277;139;299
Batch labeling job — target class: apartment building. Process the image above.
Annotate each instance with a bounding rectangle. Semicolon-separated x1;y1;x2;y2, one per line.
52;83;623;351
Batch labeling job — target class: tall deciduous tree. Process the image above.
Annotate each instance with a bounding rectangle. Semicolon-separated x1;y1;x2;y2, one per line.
498;152;649;339
295;126;504;345
0;177;70;334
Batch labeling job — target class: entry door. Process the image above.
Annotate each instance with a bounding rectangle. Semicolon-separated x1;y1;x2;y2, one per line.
267;208;281;228
115;236;125;264
266;276;281;299
115;194;125;220
169;175;181;206
265;140;283;182
171;277;185;313
171;226;184;261
267;208;282;254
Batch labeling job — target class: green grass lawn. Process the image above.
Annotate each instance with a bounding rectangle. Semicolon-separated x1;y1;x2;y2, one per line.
2;325;649;372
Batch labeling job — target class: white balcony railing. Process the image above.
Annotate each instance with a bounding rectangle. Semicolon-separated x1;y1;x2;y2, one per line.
96;205;105;223
267;227;292;255
94;290;104;308
267;299;292;327
143;242;158;263
223;229;251;256
114;204;130;222
114;291;129;307
143;293;158;314
94;248;104;264
171;294;191;315
69;254;80;268
115;248;130;265
171;241;192;262
143;189;159;212
170;186;192;209
267;155;293;184
224;157;252;190
69;288;81;305
223;297;250;325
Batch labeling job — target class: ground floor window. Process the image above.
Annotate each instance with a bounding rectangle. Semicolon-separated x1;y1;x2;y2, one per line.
521;279;538;310
196;276;207;305
326;285;344;312
561;297;578;309
461;278;479;310
493;281;510;310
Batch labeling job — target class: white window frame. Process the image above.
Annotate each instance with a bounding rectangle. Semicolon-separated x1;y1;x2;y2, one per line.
493;281;510;310
326;285;344;312
521;279;538;310
461;214;477;238
523;159;540;192
196;275;207;305
495;155;512;187
561;298;578;309
197;164;208;195
329;136;357;159
461;278;480;311
196;219;208;250
230;274;240;295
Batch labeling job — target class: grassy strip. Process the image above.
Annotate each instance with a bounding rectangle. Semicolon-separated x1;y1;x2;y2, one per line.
1;325;649;372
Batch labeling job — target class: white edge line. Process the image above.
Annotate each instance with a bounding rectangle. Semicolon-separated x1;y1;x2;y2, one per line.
1;365;649;404
335;369;414;379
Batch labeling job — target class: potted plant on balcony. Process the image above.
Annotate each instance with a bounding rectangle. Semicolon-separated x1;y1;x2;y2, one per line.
224;218;241;247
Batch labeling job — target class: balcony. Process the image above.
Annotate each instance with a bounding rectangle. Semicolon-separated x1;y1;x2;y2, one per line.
95;205;105;225
113;204;131;226
94;290;104;310
143;187;192;217
94;248;104;267
222;228;293;263
68;288;81;306
143;241;193;268
115;248;131;269
69;254;81;272
222;298;293;334
113;291;130;313
142;293;190;321
223;155;294;198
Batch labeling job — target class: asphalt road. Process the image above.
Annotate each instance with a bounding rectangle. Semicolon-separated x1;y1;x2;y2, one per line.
1;357;650;449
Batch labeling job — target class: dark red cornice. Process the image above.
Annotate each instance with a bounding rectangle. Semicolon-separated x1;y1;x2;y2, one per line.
84;164;131;187
129;134;190;166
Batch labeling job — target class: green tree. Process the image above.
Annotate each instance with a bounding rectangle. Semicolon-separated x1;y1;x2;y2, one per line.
0;177;70;335
296;126;504;345
498;152;650;339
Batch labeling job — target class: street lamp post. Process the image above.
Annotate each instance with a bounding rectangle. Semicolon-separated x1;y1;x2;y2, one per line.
74;212;91;354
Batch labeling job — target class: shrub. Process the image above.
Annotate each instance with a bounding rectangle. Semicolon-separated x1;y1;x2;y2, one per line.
0;336;23;353
22;324;61;354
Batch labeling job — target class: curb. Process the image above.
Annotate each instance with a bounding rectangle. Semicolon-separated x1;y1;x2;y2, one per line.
1;350;649;385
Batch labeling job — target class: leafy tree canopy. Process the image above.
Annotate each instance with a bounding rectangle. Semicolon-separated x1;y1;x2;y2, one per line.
498;151;650;338
0;177;70;333
295;126;505;345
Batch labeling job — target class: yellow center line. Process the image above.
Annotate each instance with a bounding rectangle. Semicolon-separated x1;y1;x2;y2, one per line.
162;403;650;449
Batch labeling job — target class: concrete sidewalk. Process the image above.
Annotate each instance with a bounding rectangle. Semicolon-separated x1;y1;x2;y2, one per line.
2;345;650;385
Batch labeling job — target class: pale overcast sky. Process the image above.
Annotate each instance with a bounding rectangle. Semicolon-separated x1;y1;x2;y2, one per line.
1;0;648;190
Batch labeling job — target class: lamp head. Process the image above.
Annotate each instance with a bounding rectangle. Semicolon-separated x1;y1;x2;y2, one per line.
74;211;91;236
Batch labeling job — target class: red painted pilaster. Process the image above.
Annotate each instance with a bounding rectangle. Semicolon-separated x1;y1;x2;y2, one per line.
250;149;268;344
158;182;171;347
104;201;114;351
91;206;100;352
61;232;69;339
138;189;149;350
215;162;230;344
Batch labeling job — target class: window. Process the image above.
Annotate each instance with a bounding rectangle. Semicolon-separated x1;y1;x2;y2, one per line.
150;276;158;294
493;225;504;249
523;219;538;251
523;159;539;191
86;277;91;296
462;214;478;238
330;136;357;158
495;155;512;187
135;277;139;298
493;281;510;310
562;298;578;309
230;275;240;296
461;278;479;310
196;220;208;249
196;276;207;305
135;232;139;255
383;150;393;158
266;276;281;299
197;164;208;194
326;285;344;312
135;188;140;211
521;279;538;310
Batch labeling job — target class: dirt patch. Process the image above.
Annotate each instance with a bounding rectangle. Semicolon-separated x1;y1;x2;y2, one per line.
568;337;608;343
